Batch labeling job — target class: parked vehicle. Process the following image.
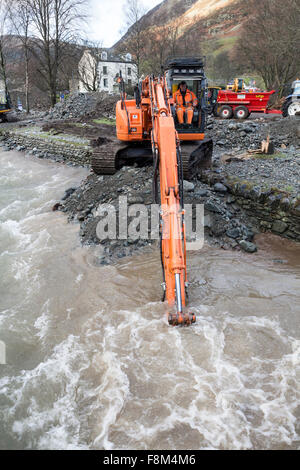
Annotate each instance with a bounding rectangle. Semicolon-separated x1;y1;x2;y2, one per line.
226;78;245;92
282;79;300;117
213;88;282;119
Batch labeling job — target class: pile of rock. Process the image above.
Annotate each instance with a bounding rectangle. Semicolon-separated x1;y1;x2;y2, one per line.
206;115;300;152
217;154;300;198
59;165;260;264
45;92;118;121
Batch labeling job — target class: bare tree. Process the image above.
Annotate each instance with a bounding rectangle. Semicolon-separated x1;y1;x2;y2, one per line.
143;19;183;75
165;12;206;61
122;0;147;78
78;41;103;92
28;0;88;106
210;51;239;84
235;0;300;97
6;0;33;113
56;39;83;92
0;0;9;93
168;17;181;58
143;25;171;75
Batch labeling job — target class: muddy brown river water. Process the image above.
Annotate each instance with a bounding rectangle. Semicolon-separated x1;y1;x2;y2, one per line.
0;150;299;450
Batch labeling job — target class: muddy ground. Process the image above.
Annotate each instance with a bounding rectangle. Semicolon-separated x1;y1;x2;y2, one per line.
41;119;116;141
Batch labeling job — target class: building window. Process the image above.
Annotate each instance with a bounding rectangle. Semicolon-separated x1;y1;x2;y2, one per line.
127;67;131;76
128;79;132;86
103;66;107;75
103;78;108;88
101;51;107;60
126;53;132;62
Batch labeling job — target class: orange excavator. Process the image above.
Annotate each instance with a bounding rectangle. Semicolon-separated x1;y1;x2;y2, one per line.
92;57;213;325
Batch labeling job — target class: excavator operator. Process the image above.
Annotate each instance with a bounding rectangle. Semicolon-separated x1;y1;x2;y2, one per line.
174;81;198;126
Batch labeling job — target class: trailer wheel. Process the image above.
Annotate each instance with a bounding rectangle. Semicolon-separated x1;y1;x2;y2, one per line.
218;105;233;119
234;106;249;120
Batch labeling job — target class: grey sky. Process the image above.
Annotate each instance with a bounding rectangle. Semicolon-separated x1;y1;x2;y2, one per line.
86;0;162;47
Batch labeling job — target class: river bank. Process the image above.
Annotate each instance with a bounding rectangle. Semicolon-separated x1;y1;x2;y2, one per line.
0;104;299;263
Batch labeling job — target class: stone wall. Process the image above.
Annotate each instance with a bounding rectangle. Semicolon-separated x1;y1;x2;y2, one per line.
200;171;300;242
0;129;92;166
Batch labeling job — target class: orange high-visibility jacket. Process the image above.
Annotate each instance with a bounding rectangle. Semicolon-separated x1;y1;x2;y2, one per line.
174;89;198;108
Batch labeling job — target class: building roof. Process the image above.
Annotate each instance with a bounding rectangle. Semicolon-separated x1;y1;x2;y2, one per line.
84;48;134;64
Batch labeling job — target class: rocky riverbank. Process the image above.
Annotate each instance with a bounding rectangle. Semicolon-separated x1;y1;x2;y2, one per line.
58;114;299;264
0;127;91;166
58;164;261;265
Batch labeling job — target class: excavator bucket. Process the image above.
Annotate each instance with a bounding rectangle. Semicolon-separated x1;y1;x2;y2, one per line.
168;312;196;326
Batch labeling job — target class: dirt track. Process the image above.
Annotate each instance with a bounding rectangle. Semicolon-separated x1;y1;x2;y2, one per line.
41;120;116;141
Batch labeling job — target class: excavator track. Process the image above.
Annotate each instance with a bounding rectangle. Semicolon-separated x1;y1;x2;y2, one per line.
91;148;118;175
180;138;213;180
91;139;213;179
91;139;152;175
90;137;129;175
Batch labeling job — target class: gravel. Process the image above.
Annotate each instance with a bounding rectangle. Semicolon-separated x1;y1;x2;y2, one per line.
206;115;300;151
44;92;119;121
58;163;262;264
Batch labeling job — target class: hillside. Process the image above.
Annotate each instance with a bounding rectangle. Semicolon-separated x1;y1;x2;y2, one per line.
115;0;246;54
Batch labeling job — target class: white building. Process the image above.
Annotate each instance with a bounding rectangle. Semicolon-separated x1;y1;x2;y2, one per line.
78;49;138;94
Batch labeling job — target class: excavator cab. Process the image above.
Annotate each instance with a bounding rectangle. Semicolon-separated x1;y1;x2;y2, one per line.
91;56;213;180
164;57;213;177
165;57;208;138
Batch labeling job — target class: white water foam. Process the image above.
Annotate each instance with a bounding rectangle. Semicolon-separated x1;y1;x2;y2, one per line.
1;335;89;450
87;306;300;450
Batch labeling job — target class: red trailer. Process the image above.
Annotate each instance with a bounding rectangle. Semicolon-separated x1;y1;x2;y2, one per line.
214;89;282;119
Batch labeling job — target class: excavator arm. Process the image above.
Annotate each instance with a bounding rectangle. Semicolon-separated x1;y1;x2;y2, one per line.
149;76;196;326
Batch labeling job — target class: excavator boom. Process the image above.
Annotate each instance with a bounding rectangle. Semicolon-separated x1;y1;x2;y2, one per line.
150;76;195;325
